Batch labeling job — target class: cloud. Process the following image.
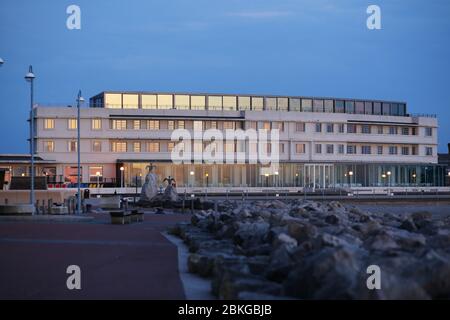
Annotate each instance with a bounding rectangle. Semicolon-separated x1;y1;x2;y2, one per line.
227;11;293;19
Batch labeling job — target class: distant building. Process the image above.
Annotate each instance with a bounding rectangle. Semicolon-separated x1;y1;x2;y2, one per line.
1;91;447;189
438;143;450;186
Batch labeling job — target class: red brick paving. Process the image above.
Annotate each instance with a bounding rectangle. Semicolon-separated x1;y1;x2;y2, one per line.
0;213;190;299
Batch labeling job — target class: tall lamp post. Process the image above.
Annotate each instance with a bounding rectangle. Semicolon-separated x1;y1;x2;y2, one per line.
387;171;392;195
25;66;35;211
205;173;209;188
348;171;353;189
76;90;85;215
120;166;125;188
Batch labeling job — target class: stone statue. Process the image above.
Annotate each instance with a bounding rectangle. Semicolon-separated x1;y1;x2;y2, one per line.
140;163;158;201
163;175;179;202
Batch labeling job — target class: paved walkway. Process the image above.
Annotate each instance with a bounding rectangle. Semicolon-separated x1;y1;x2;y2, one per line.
0;213;190;299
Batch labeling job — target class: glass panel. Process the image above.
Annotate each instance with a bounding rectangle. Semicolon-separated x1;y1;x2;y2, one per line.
208;96;222;110
324;100;333;113
355;101;364;114
175;95;190;109
223;96;237;111
266;97;277;110
141;94;157;109
335;100;344;113
345;101;355;114
391;103;399;116
238;96;251;110
104;93;122;109
157;94;173;109
382;103;391;115
364;102;373;114
302;99;312;112
123;94;138;109
251;97;263;111
373;102;382;115
313;99;324;112
398;104;406;116
289;98;301;111
277;98;288;111
191;95;205;110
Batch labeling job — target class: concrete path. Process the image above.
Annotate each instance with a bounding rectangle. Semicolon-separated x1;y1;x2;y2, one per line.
0;213;190;299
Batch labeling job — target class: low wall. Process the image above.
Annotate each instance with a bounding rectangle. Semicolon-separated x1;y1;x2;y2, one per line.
0;190;77;205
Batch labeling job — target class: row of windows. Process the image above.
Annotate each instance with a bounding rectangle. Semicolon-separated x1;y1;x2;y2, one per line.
311;144;424;156
42;118;434;137
93;93;407;116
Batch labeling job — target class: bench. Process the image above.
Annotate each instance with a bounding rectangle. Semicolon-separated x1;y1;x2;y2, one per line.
109;209;144;224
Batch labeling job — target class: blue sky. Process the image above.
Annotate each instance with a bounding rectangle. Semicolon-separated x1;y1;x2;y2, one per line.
0;0;449;152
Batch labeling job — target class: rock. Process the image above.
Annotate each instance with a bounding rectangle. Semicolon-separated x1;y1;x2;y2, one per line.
266;244;295;282
286;221;317;243
325;214;339;225
233;221;270;248
365;232;400;251
399;218;417;232
275;233;298;248
411;211;432;222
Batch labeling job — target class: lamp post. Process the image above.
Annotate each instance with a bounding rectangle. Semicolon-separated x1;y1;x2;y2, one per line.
274;171;279;188
348;171;353;188
76;90;85;215
190;170;194;188
264;173;269;188
0;58;4;66
120;166;125;188
412;173;416;186
205;173;209;188
25;66;35;211
295;173;299;187
387;171;391;195
96;171;101;194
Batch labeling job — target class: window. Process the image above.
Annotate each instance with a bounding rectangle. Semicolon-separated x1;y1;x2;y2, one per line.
289;98;301;111
266;98;277;110
175;95;190;109
276;122;284;132
315;144;322;154
133;142;141;153
177;120;185;129
68;141;77;152
44;141;54;152
402;146;409;155
210;121;217;129
111;142;127;152
194;121;203;131
377;146;383;155
279;143;285;153
326;123;334;133
89;166;103;183
168;121;175;130
313;99;324;112
338;144;344;154
389;146;398;155
347;124;357;133
347;145;356;154
302;99;312;112
411;127;417;135
362;125;371;134
338;123;345;133
141;94;157;109
391;103;399;116
92;141;102;152
260;122;270;130
345;101;355;114
92;118;101;130
377;126;383;134
191;95;206;110
157;94;173;109
44;119;55;130
112;120;127;130
398;104;406;116
223;96;237;111
401;127;409;135
411;146;418;155
326;144;334;154
251;97;263;111
133;120;141;130
208;96;222;110
373;102;382;115
315;123;322;133
238;96;251;111
355;102;364;114
104;93;122;109
382;103;391;115
324;100;333;113
168;142;175;152
361;145;371;154
122;94;138;109
68;119;77;130
296;122;305;132
148;120;160;130
425;147;433;156
296;144;305;154
277;98;288;111
389;126;398;135
335;100;345;113
223;121;235;130
147;142;160;152
425;127;433;136
364;102;373;115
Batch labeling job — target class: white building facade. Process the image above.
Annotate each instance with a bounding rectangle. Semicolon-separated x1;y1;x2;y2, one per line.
28;91;446;189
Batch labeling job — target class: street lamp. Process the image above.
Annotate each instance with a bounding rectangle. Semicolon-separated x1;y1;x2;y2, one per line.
387;171;392;195
264;173;269;188
348;171;353;188
96;171;101;194
274;171;279;188
25;65;35;211
295;173;299;187
0;58;4;66
76;90;84;215
120;166;125;188
205;173;209;188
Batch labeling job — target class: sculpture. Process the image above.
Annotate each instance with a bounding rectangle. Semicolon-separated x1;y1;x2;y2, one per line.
140;163;158;201
163;175;179;202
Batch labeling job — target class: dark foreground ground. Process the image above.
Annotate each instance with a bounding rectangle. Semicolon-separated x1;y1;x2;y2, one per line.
0;213;189;299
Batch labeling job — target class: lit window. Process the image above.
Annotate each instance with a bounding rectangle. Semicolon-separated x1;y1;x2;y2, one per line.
89;166;103;182
224;121;235;130
223;96;237;111
157;94;173;109
277;98;288;111
251;97;263;111
168;142;175;152
168;121;175;130
68;119;77;130
238;96;251;110
191;96;206;110
44;119;55;130
177;121;185;129
302;99;312;112
133;120;141;130
68;141;77;152
148;120;160;130
44;141;54;152
193;121;203;131
123;94;138;109
133;142;141;152
92;118;102;130
208;96;222;110
147;142;160;152
141;94;157;109
111;142;127;152
104;93;122;109
210;121;217;129
175;95;190;110
266;98;277;110
296;144;305;154
289;98;301;111
92;141;102;152
112;120;127;130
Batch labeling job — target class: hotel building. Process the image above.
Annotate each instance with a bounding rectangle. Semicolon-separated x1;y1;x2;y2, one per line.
3;91;447;190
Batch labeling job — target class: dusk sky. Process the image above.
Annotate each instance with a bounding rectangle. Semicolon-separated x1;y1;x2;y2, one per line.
0;0;449;153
